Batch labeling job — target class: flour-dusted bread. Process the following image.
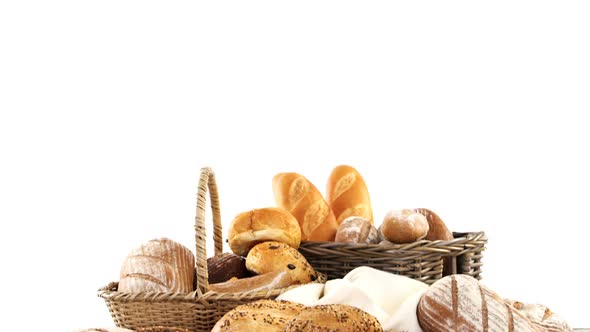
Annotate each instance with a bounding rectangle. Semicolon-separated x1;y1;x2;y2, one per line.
381;209;429;244
334;216;380;244
118;237;195;293
417;274;572;332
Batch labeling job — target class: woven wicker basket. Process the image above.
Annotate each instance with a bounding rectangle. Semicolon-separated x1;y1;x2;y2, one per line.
98;167;324;332
298;209;487;285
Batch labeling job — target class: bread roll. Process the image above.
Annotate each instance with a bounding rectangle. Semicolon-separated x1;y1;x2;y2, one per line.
381;209;429;244
283;304;383;331
417;275;572;332
272;173;338;242
207;270;294;293
211;299;305;332
207;252;250;284
118;238;195;293
414;208;453;241
246;241;317;284
326;165;374;224
334;216;380;244
227;207;302;256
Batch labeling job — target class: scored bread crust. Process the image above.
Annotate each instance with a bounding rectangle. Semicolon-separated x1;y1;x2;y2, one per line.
326;165;374;225
227;207;302;257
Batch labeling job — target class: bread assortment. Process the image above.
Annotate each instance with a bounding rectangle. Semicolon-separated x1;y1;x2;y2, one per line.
101;165;572;332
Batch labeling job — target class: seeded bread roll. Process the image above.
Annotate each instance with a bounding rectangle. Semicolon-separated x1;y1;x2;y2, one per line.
246;241;318;284
211;299;305;332
283;304;383;332
334;216;380;244
227;207;302;256
326;165;374;225
380;209;429;244
272;173;338;242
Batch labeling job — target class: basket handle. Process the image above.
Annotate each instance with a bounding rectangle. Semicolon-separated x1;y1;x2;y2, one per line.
194;167;223;293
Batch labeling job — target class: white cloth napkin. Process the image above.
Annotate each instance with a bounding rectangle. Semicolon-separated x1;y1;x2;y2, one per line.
276;266;428;332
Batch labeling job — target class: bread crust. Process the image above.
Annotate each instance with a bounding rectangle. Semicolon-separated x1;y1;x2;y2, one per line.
326;165;374;225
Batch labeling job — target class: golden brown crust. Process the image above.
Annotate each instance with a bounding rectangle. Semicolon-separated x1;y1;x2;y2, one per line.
245;241;318;284
273;173;338;241
283;304;383;331
326;165;374;225
211;299;305;332
381;210;430;244
207;270;294;293
227;207;302;256
414;208;454;241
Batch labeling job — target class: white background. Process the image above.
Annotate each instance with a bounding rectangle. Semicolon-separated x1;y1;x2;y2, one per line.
1;1;589;331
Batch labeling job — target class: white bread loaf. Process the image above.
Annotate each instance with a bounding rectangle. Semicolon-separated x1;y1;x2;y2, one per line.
118;237;195;293
326;165;374;225
417;274;572;332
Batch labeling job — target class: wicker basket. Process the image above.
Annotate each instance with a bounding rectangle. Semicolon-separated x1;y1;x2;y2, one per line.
98;167;324;332
298;209;487;285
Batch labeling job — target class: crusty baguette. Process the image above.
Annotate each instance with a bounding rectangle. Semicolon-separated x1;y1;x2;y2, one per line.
272;173;338;242
118;238;195;293
326;165;374;225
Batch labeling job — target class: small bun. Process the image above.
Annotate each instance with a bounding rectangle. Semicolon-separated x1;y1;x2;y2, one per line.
283;304;383;331
246;241;317;284
381;209;429;244
227;207;301;256
335;216;380;244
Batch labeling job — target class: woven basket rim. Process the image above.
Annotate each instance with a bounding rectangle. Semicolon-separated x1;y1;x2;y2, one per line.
300;230;486;251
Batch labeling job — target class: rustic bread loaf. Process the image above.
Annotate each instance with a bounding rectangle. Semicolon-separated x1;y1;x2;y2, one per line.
207;270;294;293
283;304;383;331
380;209;429;244
118;238;195;293
417;274;572;332
334;216;380;244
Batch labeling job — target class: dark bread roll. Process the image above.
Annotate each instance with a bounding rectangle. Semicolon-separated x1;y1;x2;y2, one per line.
207;252;250;284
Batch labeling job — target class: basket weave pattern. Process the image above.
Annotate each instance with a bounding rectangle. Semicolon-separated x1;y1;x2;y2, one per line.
98;167;322;332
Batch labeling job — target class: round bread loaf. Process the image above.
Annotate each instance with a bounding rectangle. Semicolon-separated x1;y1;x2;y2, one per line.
283;304;383;331
246;241;317;284
211;299;304;332
227;207;302;257
380;209;429;244
207;252;250;284
334;216;380;244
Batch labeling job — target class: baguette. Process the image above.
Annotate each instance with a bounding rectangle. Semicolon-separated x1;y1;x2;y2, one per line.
326;165;373;224
272;173;338;242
